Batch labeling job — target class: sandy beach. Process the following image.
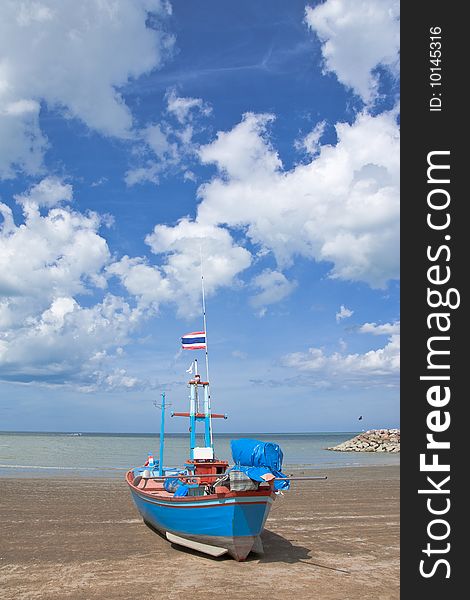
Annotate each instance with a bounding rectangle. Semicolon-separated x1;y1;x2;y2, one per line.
0;465;399;600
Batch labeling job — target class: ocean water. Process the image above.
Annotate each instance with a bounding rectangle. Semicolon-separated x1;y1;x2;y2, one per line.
0;431;399;478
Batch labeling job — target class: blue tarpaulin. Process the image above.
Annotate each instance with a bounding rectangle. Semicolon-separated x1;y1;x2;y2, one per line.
231;439;284;471
230;439;290;490
164;477;183;493
164;478;194;496
173;484;189;497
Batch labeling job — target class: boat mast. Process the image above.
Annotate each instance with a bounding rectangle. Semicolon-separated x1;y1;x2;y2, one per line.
172;251;228;459
159;392;165;476
199;248;213;447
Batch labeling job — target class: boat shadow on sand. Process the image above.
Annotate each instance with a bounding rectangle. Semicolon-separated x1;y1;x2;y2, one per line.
144;521;311;564
257;530;312;564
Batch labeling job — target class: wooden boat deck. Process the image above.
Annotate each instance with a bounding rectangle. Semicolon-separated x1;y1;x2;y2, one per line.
126;470;273;501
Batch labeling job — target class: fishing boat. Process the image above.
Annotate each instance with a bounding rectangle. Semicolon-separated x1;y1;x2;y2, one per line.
126;267;326;560
127;369;287;559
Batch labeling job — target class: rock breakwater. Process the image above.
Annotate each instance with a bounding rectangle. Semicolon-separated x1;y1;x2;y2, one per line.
327;429;400;453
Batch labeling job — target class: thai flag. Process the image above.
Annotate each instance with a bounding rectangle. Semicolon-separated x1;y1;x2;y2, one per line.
181;331;206;350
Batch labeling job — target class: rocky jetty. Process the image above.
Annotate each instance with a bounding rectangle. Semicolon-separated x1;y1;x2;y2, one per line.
327;429;400;453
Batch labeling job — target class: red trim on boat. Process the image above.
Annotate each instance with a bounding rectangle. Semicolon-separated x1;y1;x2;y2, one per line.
126;470;274;502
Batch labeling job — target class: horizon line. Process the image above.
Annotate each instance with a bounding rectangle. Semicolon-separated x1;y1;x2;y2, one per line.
0;429;391;435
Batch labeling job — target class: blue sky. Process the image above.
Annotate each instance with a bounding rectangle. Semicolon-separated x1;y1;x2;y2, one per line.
0;0;399;432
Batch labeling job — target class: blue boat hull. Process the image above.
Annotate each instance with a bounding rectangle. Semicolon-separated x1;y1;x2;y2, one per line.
128;484;274;560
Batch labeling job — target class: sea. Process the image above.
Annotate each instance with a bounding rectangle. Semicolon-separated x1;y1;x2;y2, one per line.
0;431;399;478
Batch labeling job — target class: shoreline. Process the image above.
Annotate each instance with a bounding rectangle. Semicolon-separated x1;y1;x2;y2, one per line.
0;459;399;478
0;465;399;599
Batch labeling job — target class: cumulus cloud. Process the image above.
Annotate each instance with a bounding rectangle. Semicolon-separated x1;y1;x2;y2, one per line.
0;176;255;383
336;305;353;322
199;112;281;180
143;219;252;316
107;256;172;310
124;163;161;186
126;108;398;308
196;109;399;288
108;220;252;318
359;321;400;335
14;176;73;208
282;316;400;386
305;0;400;103
144;123;177;159
125;90;212;186
119;107;399;320
0;294;140;384
251;269;297;310
166;88;212;124
124;122;179;185
282;333;399;385
0;0;173;178
0;99;47;179
98;368;139;391
295;120;326;156
0;178;145;387
1;181;109;300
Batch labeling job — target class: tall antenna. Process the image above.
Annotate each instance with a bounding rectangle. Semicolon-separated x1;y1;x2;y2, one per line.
199;245;213;446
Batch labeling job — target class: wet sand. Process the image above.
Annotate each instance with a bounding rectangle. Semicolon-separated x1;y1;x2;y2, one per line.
0;466;399;599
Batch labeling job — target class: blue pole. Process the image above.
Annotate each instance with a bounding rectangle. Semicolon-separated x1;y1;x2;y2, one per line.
189;384;196;459
204;385;211;448
159;392;165;476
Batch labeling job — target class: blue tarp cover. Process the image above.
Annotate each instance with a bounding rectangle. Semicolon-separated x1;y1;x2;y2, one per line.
164;477;183;493
231;438;284;471
173;484;189;497
230;439;290;490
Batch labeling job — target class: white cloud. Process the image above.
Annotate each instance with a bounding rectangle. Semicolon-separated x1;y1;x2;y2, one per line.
0;178;146;387
124;162;161;186
124;122;179;186
90;177;108;188
196;109;399;288
359;321;400;335
251;269;296;309
144;219;252;316
0;98;47;179
336;305;353;322
119;108;399;317
0;294;140;383
305;0;400;103
94;367;140;391
183;170;197;182
282;317;401;386
125;91;212;186
144;123;177;159
295;120;326;156
107;256;172;310
14;176;73;208
107;218;254;318
199;112;281;180
0;177;254;383
282;333;399;384
166;88;212;124
1;181;108;300
0;0;173;178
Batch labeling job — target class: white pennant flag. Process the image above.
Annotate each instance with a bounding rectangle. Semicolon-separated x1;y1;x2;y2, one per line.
186;361;194;374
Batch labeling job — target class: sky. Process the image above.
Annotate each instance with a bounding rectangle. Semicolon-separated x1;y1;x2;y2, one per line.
0;0;400;433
